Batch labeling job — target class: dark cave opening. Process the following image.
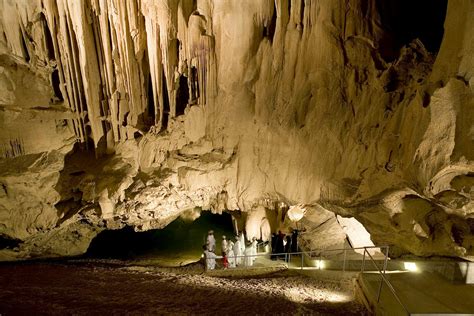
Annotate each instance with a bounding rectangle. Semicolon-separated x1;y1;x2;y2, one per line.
40;13;55;61
189;66;199;103
140;48;154;129
175;74;189;116
51;69;64;102
299;0;305;28
19;30;30;63
376;0;448;61
0;235;21;250
263;2;277;42
146;72;155;125
161;68;170;130
85;212;235;260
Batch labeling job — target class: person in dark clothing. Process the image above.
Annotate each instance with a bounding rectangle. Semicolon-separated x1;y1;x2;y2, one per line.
291;229;299;252
285;235;292;252
276;230;285;259
271;233;277;260
284;235;292;262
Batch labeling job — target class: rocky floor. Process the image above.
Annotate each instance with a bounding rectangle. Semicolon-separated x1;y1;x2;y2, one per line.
0;260;368;315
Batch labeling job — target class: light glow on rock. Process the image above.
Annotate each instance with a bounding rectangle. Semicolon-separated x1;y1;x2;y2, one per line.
284;286;350;303
287;204;306;222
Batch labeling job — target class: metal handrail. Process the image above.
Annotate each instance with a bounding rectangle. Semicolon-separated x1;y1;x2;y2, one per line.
306;245;387;257
204;244;409;314
204;245;388;271
362;248;410;315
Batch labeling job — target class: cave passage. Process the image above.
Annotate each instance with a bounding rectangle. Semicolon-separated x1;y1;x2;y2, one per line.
0;235;21;250
376;0;447;60
85;212;235;262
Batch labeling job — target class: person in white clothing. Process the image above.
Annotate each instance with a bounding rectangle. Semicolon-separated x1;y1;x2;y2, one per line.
221;235;228;255
226;240;235;268
233;236;242;265
203;245;217;270
206;230;215;252
244;243;253;267
239;232;246;255
251;237;258;263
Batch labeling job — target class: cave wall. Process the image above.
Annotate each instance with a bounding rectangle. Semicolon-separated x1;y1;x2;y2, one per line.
0;0;473;260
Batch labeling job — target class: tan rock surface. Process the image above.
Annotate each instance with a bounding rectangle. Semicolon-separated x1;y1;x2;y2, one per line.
0;0;472;260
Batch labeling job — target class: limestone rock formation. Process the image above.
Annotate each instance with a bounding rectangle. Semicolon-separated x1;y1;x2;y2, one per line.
0;0;473;260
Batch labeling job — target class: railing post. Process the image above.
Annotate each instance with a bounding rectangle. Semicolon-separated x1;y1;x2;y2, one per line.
377;276;384;302
364;249;409;315
343;249;347;272
383;246;389;274
361;248;366;272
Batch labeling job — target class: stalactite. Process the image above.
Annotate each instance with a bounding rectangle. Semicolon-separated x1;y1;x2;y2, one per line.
143;11;164;128
97;0;119;142
0;0;218;148
43;0;70;113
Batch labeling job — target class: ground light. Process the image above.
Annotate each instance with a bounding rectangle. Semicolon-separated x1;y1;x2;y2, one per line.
303;258;326;269
403;262;418;272
310;259;325;269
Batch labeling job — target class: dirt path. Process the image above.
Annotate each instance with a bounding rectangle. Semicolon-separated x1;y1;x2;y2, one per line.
0;262;368;315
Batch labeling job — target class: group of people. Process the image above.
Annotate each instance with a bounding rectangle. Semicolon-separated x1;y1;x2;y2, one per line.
202;231;258;270
202;228;301;270
271;229;299;261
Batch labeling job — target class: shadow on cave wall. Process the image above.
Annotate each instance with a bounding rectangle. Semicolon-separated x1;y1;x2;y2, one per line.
0;235;21;250
54;143;115;225
376;0;448;61
85;212;235;260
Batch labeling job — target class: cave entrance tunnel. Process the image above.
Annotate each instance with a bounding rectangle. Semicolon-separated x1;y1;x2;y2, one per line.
85;211;236;264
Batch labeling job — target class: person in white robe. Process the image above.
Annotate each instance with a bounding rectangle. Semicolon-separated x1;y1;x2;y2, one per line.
203;246;217;270
251;237;258;263
244;243;253;267
239;232;246;255
206;230;215;252
226;240;235;268
233;236;242;265
221;235;228;255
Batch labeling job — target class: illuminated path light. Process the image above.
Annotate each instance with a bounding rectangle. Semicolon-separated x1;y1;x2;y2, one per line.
403;262;418;272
